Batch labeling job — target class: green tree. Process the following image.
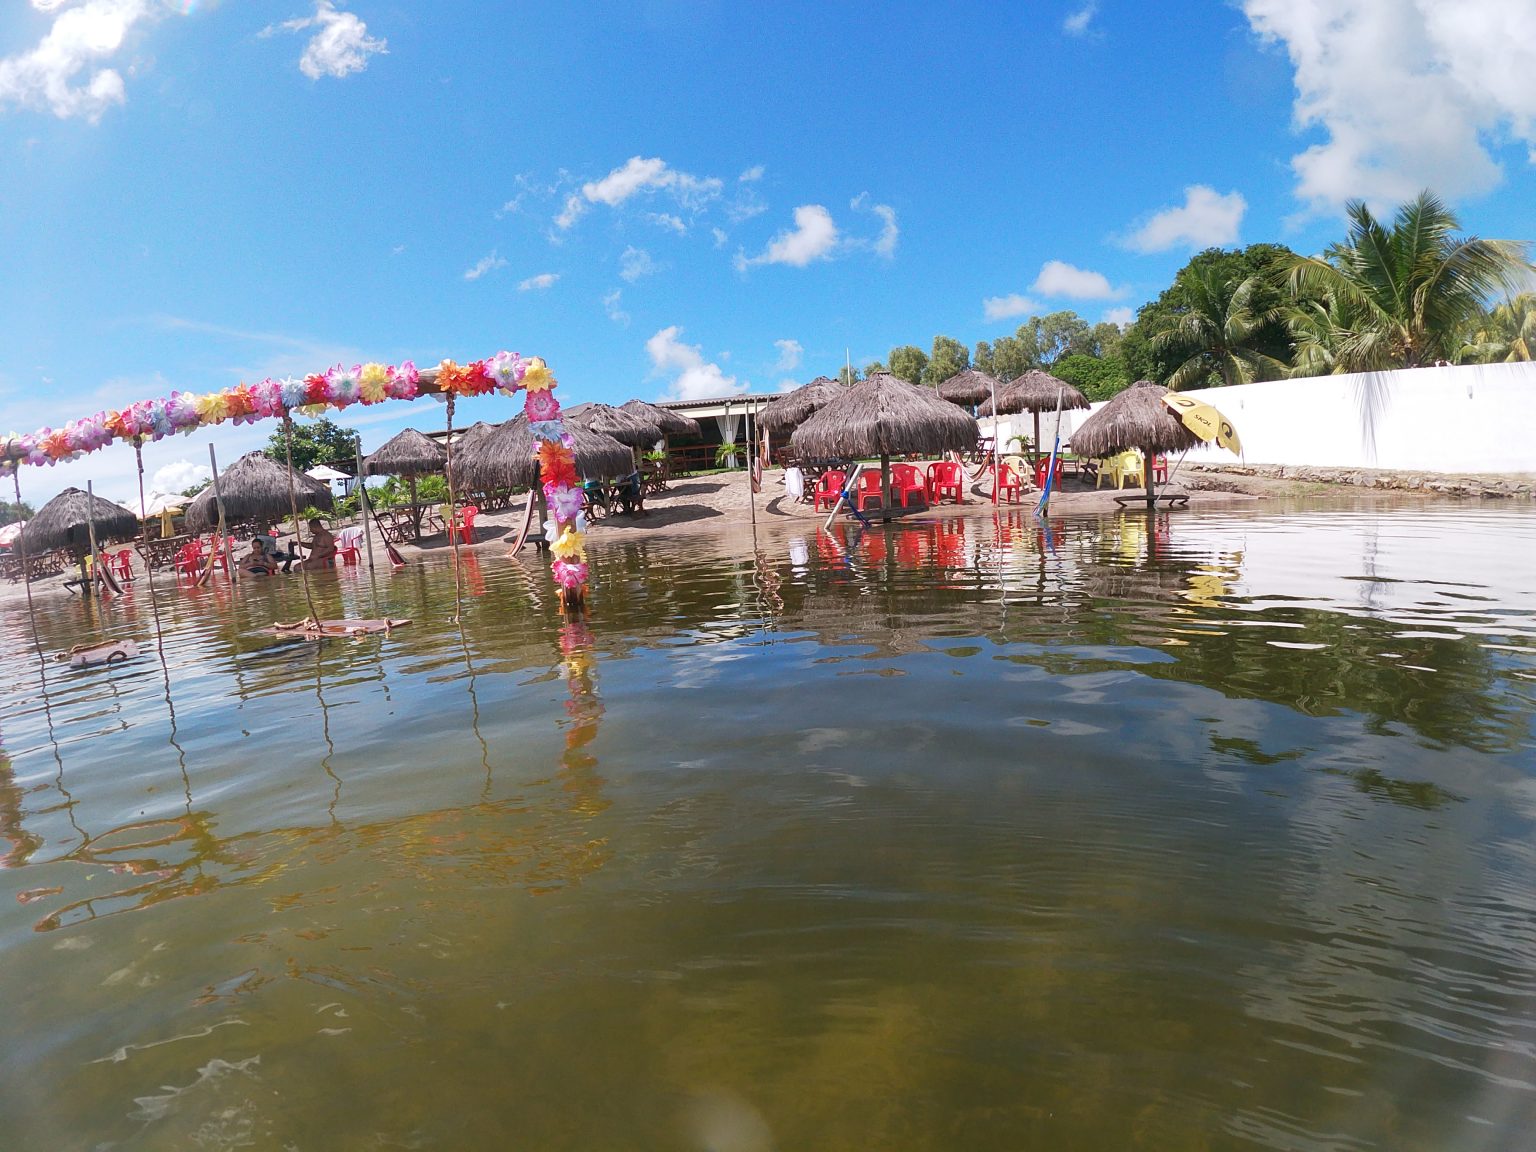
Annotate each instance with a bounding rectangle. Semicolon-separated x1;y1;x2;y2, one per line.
1456;293;1536;363
862;360;887;377
924;335;970;385
888;344;929;386
1053;353;1132;401
180;480;212;498
1150;267;1290;389
1283;191;1533;372
1018;311;1094;366
972;341;994;376
990;333;1036;380
265;416;359;474
1122;243;1300;384
1;500;33;526
838;364;863;386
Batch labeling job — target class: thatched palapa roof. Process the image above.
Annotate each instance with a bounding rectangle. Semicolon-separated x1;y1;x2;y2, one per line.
565;402;661;448
977;369;1090;417
1069;380;1204;458
364;428;447;476
185;452;333;531
757;376;845;433
19;488;139;554
620;398;700;437
936;368;1001;406
790;373;979;460
451;414;634;491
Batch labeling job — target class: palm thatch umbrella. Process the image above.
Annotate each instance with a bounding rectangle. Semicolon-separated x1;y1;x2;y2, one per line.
756;376;845;434
619;398;701;437
790;373;979;516
977;369;1092;464
20;487;139;586
1069;380;1204;508
184;452;333;532
565;402;663;449
452;414;634;492
364;428;448;539
936;368;1000;407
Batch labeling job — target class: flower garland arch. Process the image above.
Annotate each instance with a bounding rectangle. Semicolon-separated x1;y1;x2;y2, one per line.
0;351;590;608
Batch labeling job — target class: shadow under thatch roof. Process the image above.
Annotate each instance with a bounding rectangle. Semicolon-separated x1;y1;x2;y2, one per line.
365;428;447;476
620;399;701;437
19;487;139;555
451;414;635;491
757;376;845;434
185;452;334;531
790;373;979;460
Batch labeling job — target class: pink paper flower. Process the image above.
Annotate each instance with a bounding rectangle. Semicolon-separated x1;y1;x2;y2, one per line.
524;389;561;423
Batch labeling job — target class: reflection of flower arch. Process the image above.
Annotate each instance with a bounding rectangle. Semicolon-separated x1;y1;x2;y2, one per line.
0;352;589;609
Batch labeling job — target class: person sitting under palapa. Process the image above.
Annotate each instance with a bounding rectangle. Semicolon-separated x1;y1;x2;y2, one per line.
243;538;279;576
614;470;645;516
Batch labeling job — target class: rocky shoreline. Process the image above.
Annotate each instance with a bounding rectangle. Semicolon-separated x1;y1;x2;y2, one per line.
1185;462;1535;499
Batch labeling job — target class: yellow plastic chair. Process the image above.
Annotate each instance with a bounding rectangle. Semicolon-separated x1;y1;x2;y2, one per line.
1095;450;1142;489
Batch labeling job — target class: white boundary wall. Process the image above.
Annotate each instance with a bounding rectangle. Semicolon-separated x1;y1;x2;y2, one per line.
1065;362;1536;474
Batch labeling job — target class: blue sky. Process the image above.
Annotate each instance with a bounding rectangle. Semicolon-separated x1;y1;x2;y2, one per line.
3;0;1534;506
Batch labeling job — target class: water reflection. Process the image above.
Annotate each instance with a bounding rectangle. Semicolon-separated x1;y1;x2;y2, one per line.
0;502;1533;1149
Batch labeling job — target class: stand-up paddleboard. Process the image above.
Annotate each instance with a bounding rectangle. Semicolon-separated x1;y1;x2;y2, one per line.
506;488;538;555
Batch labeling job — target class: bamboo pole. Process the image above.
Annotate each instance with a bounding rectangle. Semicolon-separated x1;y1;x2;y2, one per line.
208;444;235;582
354;437;374;571
84;480;102;597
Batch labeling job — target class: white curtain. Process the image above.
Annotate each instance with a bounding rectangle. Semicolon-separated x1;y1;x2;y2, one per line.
716;409;742;463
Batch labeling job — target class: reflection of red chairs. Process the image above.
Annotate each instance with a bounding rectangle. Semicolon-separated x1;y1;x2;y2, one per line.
861;530;887;565
855;470;885;511
812;470;846;512
934;522;967;568
926;460;963;504
450;506;479;544
993;462;1024;503
895;530;924;566
891;463;926;508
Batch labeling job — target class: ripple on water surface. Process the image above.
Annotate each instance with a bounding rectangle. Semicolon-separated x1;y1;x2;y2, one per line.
1;500;1534;1149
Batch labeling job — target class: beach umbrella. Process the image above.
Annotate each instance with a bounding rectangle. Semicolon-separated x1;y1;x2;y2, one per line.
619;399;701;437
1070;380;1205;507
304;464;352;482
977;369;1092;463
0;520;24;549
1163;393;1243;455
19;488;138;585
756;375;846;434
790;372;979;515
141;491;189;517
935;368;1000;407
565;402;663;449
363;428;450;538
184;451;333;531
451;413;634;492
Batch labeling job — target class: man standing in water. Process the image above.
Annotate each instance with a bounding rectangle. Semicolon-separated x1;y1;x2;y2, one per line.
296;518;337;571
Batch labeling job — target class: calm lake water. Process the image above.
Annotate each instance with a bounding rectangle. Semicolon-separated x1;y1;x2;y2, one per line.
2;500;1534;1151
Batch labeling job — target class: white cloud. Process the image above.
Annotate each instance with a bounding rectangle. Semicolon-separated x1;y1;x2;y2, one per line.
518;272;559;291
1102;306;1135;327
983;294;1039;321
266;2;387;81
0;0;164;122
1121;186;1246;253
646;326;743;401
463;251;507;281
735;204;839;270
646;212;686;234
849;193;900;258
555;155;723;229
1243;0;1536;209
773;339;803;372
1032;260;1124;299
739;165;765;182
150;460;209;495
1063;3;1097;36
775;378;800;393
711;227;728;248
603;289;630;327
620;246;656;283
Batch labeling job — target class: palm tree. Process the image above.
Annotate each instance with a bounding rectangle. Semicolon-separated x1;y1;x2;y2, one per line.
1149;266;1290;390
1456;293;1536;363
1284;191;1534;372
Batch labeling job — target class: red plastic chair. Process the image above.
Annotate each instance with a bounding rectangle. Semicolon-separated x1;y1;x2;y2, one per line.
1033;456;1063;489
812;470;846;512
993;461;1024;503
891;463;927;508
926;460;963;504
1152;454;1168;483
111;549;134;581
855;470;886;511
451;506;479;545
335;539;360;565
173;541;203;580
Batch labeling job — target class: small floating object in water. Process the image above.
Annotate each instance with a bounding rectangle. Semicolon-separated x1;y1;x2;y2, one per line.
58;639;140;667
269;617;412;639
